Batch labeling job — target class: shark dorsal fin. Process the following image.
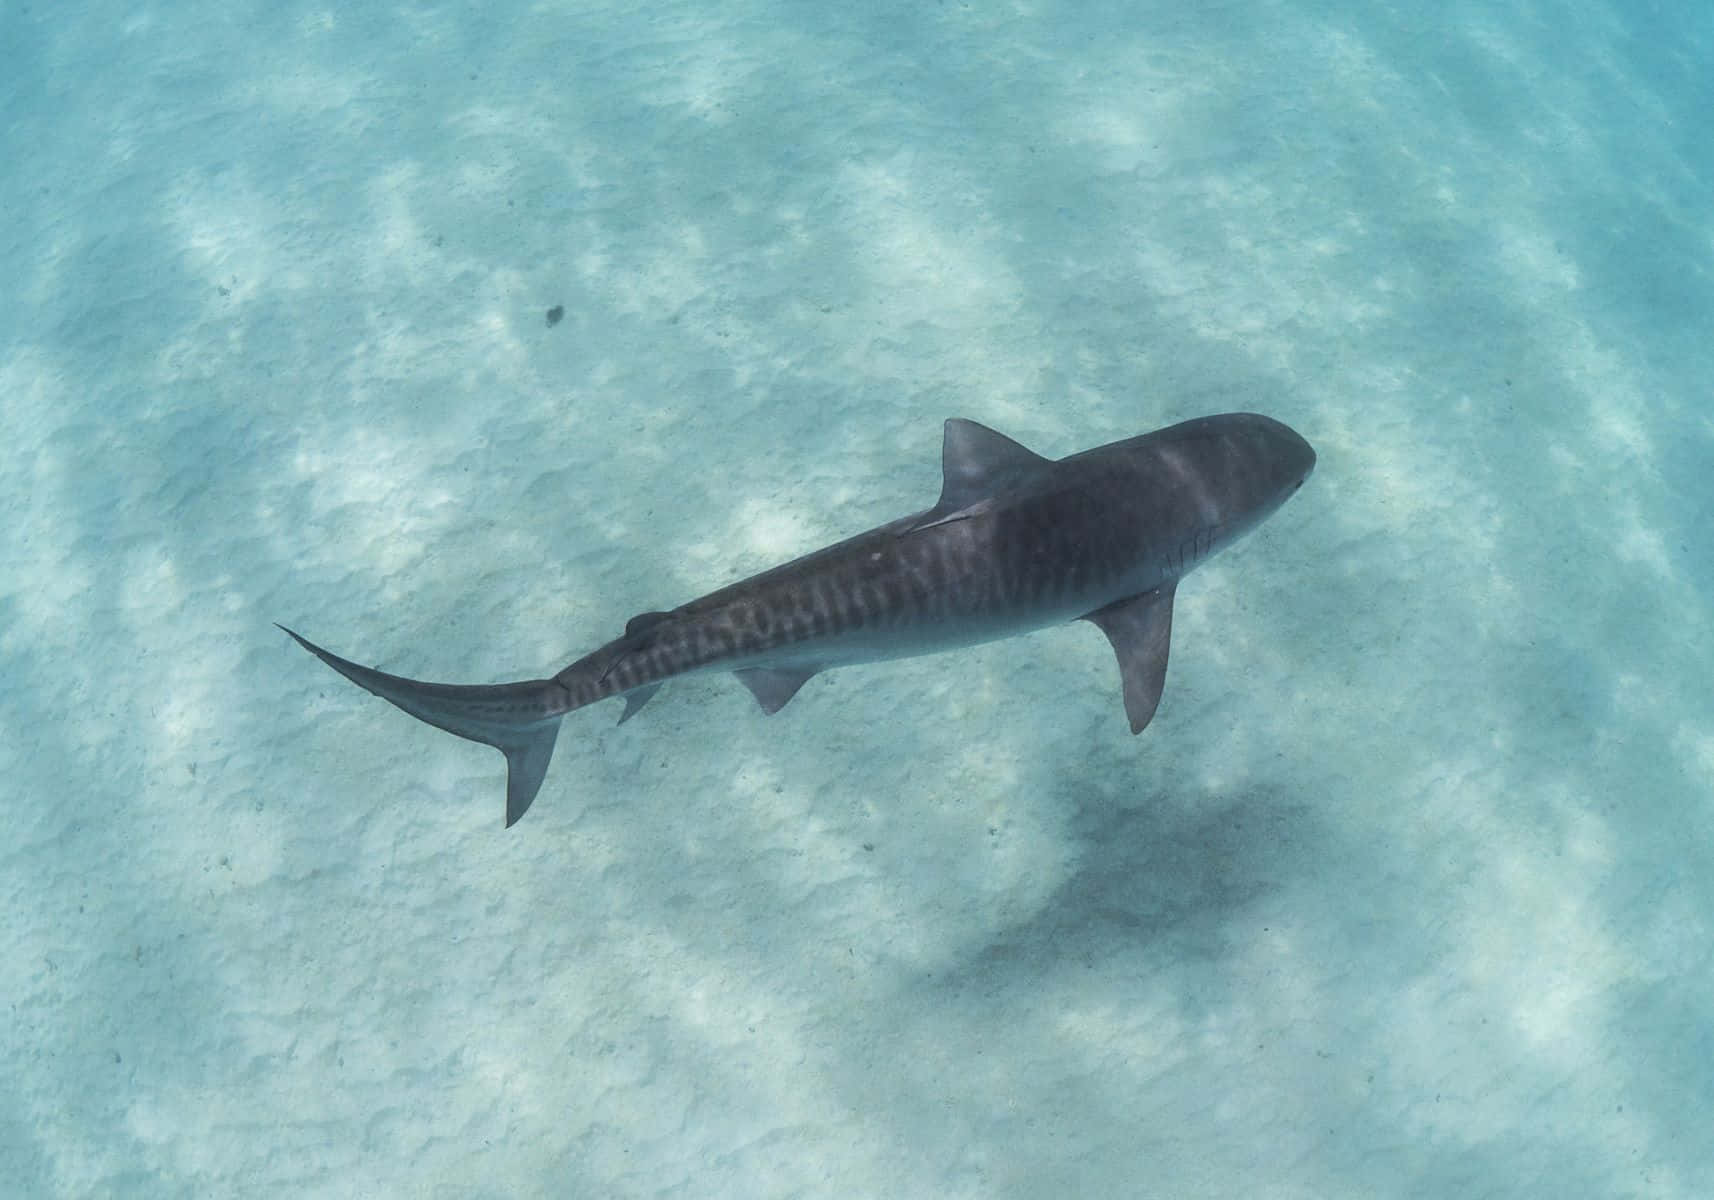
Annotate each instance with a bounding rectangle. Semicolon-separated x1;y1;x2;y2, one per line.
936;418;1051;513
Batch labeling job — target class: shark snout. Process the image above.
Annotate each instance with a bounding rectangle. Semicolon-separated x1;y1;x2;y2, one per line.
1234;412;1316;494
1284;424;1316;487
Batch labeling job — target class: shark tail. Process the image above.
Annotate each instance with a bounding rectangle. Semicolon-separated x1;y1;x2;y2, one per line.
279;626;569;827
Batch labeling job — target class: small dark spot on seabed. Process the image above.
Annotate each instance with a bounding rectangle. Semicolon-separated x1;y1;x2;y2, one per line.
546;305;564;327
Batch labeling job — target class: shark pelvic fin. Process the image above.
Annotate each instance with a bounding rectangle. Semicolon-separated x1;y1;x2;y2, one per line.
734;665;819;714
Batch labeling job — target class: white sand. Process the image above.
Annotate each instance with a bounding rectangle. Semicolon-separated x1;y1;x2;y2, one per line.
3;0;1712;1195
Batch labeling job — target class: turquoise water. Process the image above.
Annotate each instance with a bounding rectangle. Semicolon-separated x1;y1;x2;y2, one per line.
3;1;1710;1195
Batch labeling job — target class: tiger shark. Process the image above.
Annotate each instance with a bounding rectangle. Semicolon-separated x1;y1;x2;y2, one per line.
282;413;1315;827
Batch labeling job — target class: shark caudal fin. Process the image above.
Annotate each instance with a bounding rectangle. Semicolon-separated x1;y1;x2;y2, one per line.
279;626;566;827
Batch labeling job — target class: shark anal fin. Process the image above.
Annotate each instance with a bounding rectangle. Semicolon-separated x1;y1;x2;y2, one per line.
1082;584;1176;734
503;725;561;827
734;666;818;714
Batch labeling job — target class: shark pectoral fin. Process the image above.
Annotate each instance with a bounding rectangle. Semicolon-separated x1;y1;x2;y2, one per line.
734;666;818;715
1082;584;1177;734
616;683;662;725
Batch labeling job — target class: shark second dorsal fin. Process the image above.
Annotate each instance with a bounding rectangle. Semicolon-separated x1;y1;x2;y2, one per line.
624;611;673;637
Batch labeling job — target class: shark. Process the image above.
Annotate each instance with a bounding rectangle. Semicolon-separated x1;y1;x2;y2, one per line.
282;413;1315;827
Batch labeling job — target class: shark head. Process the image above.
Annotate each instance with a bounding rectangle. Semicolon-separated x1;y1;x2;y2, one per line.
1155;411;1316;539
1231;411;1317;502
